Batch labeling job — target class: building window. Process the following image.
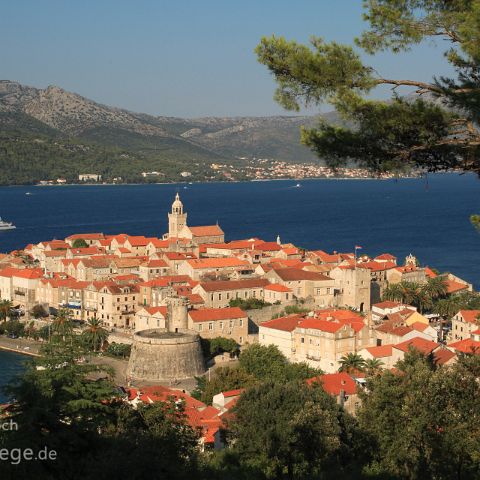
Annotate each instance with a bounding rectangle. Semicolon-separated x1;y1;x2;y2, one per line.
239;336;243;344
301;337;305;343
218;294;222;300
239;319;243;327
219;321;223;329
198;324;203;331
229;320;234;328
208;322;213;331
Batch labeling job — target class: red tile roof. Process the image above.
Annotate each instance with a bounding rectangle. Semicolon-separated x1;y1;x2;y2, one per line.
0;267;44;279
222;388;245;398
272;268;331;282
255;242;282;252
189;307;246;322
394;337;439;355
142;306;167;317
260;315;305;332
264;284;292;292
457;310;480;324
433;349;456;365
360;261;397;272
448;339;480;355
364;344;394;358
411;322;429;332
145;259;168;268
297;318;349;333
425;267;437;278
375;253;397;261
307;372;357;396
373;301;403;309
446;280;469;294
186;293;205;305
188;225;224;237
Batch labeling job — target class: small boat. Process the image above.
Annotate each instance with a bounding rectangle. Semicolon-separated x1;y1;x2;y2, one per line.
25;192;32;195
0;217;16;230
295;183;301;188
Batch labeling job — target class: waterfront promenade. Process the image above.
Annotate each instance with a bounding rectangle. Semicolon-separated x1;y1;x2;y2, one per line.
0;336;128;385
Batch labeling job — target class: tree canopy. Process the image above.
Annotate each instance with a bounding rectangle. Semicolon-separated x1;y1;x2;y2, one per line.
256;0;480;174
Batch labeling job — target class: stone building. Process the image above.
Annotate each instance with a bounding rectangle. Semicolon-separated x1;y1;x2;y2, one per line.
451;310;480;341
265;267;335;306
163;193;224;244
193;278;270;308
188;307;248;345
329;265;371;312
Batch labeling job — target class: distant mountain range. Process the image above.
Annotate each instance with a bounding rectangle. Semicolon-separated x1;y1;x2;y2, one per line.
0;80;336;185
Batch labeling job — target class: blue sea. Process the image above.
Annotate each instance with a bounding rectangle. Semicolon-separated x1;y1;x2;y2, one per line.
0;174;479;288
0;350;28;402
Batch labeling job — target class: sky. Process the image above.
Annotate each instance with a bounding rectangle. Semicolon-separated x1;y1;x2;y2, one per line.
1;0;454;117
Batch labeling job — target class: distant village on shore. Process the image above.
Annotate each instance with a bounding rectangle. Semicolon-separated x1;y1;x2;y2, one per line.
0;192;478;449
35;161;416;186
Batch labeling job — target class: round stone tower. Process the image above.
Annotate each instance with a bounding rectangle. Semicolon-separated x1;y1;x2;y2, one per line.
127;296;205;383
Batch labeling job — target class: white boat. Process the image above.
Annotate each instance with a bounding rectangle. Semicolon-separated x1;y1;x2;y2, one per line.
0;217;16;230
295;183;301;188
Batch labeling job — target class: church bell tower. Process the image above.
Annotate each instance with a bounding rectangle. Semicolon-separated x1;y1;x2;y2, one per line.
168;193;187;238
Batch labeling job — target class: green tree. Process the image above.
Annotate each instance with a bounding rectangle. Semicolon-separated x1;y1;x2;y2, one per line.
30;303;49;319
363;358;384;376
82;317;109;352
0;335;202;480
229;380;357;479
72;238;89;248
2;319;25;337
198;366;256;405
239;344;322;384
209;337;240;357
422;276;448;301
358;351;480;479
105;341;132;358
256;1;480;175
338;353;366;374
0;299;13;322
51;308;73;341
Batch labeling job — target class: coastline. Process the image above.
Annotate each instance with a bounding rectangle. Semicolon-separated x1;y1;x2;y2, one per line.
0;336;41;357
0;335;129;385
0;175;421;189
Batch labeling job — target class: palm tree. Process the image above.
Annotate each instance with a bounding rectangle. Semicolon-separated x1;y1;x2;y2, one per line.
422;276;448;301
364;358;384;376
383;283;404;302
52;308;73;341
0;299;13;322
339;353;366;373
82;317;108;352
